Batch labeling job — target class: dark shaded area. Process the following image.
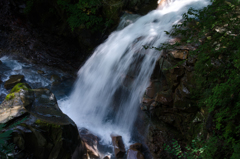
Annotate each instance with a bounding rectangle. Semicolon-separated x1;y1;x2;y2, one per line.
0;0;105;74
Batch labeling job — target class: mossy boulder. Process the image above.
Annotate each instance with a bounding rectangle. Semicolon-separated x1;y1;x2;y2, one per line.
0;83;85;159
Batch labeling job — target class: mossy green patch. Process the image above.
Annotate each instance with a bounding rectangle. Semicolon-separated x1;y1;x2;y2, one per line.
35;119;61;128
5;93;15;100
10;83;31;93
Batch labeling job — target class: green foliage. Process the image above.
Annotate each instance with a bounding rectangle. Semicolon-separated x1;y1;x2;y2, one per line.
24;0;114;32
0;117;27;159
157;0;240;158
4;93;15;101
5;83;31;101
164;138;206;159
57;0;104;31
10;83;31;93
24;0;35;14
35;119;61;128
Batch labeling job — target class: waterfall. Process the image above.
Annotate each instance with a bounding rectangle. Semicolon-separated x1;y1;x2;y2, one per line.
59;0;211;146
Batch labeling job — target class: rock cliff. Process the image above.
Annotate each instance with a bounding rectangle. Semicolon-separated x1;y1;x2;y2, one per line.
141;38;210;158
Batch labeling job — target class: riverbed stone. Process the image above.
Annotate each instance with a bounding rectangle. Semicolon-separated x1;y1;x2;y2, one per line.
103;156;111;159
127;143;144;159
127;148;144;159
51;74;61;82
37;70;44;74
4;75;24;89
79;128;100;159
130;143;142;151
111;135;126;158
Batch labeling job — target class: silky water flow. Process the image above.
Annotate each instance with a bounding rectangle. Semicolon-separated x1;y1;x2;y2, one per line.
58;0;212;155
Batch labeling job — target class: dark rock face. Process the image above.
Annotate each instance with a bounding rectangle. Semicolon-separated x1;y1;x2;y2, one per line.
4;75;24;89
111;135;126;158
141;39;209;158
0;83;85;159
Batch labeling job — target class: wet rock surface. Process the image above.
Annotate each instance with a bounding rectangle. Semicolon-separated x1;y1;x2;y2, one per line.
0;83;85;159
141;40;209;158
4;75;24;89
111;135;126;158
127;143;145;159
79;128;100;159
103;156;111;159
127;149;144;159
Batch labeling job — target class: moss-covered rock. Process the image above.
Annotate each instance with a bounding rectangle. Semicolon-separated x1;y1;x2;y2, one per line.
10;83;31;93
0;84;85;159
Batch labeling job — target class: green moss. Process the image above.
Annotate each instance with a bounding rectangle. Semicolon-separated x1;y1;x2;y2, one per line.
5;93;15;100
35;119;61;128
10;83;31;93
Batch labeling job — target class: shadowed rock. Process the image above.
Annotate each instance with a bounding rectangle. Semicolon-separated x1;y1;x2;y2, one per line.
4;75;24;89
127;143;144;159
103;155;111;159
79;128;100;159
130;143;142;151
0;83;85;159
111;135;126;158
127;149;144;159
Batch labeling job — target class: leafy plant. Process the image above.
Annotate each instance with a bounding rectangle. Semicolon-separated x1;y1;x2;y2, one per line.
0;117;27;159
164;139;206;159
57;0;104;31
24;0;115;32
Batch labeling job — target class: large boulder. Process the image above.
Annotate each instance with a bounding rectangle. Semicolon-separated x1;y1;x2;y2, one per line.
4;75;24;89
0;83;85;159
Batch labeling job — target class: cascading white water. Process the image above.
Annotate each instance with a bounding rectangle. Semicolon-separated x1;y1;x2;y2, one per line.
59;0;211;147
